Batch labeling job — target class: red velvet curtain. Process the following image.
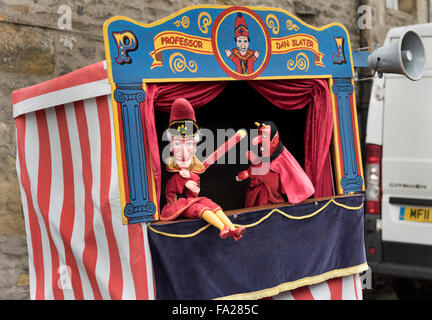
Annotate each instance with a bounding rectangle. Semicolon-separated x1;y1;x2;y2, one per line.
144;79;333;205
247;79;333;198
144;82;227;202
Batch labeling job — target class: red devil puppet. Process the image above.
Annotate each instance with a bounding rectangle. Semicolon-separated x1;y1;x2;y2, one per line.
160;98;246;241
236;121;315;207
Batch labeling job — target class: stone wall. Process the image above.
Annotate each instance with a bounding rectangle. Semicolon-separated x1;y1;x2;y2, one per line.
0;0;428;299
360;0;431;49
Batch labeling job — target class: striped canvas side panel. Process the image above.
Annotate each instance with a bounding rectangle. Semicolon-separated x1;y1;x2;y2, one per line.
15;115;40;300
45;106;75;299
272;275;363;300
35;109;64;300
15;95;156;300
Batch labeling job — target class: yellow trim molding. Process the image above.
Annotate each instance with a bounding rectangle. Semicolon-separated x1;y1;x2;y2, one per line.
216;263;369;300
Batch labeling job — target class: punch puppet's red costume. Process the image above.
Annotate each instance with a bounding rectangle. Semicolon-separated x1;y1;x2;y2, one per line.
225;13;259;75
160;98;246;241
236;121;315;207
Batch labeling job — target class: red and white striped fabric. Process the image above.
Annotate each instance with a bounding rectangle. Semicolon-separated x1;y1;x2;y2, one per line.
272;275;363;300
13;61;155;300
13;61;363;300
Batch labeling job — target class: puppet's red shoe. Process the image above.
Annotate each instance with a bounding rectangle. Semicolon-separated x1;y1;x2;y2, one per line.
231;226;246;241
219;226;232;239
232;234;242;241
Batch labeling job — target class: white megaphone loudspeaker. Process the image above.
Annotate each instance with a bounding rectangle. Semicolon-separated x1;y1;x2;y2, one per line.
368;29;425;81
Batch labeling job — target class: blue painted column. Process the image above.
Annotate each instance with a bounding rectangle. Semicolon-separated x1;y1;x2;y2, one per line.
332;78;363;193
114;84;156;223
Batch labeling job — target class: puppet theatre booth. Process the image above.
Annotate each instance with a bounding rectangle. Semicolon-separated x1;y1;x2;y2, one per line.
13;6;367;300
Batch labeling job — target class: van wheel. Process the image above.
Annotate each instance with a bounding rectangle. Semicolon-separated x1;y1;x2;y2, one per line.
392;277;432;300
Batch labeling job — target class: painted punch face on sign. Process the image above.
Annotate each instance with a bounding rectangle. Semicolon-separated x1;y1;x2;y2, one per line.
223;13;260;75
236;36;250;55
212;7;271;80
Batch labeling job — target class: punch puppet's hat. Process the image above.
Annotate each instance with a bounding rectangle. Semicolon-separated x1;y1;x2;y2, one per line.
168;98;199;137
234;12;249;38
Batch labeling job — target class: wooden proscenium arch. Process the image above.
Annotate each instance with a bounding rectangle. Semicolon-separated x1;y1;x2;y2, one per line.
103;5;365;224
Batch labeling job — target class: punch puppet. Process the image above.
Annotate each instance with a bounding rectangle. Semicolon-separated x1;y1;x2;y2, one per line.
236;121;315;207
160;98;246;241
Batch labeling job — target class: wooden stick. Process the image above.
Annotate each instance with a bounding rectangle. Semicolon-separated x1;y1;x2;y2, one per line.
202;129;247;169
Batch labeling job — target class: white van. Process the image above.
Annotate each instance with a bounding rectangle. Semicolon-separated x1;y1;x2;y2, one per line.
365;23;432;298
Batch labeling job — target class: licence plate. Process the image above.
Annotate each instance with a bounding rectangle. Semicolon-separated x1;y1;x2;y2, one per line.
399;207;432;223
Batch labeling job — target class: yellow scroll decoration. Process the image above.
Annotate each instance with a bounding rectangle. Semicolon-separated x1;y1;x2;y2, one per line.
287;52;310;72
169;52;198;73
266;14;279;35
173;16;190;29
198;12;212;34
286;19;300;31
